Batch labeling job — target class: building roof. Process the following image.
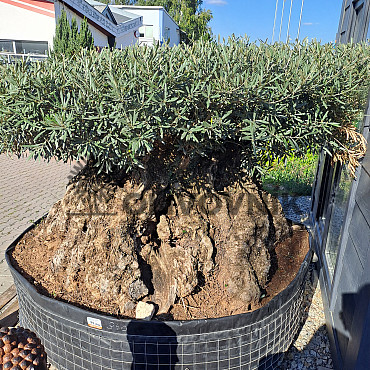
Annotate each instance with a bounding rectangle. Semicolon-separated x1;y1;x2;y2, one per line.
93;5;106;13
60;0;142;37
84;0;105;7
109;9;140;25
84;0;143;26
83;1;179;30
114;5;166;10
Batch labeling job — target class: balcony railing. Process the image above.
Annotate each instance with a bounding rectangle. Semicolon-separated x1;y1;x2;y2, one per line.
0;53;48;64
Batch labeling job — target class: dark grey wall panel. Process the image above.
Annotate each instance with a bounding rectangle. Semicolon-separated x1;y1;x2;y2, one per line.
317;2;370;369
333;236;363;314
343;285;370;370
348;205;370;267
331;234;364;365
337;0;351;43
362;148;370;176
337;0;370;43
340;238;363;291
332;266;355;359
333;296;350;362
354;301;370;370
355;168;370;222
344;247;370;370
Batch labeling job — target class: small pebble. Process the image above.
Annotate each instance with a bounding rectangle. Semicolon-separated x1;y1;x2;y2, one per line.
135;301;155;321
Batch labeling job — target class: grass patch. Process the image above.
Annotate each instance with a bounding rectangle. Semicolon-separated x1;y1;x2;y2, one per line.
262;151;318;196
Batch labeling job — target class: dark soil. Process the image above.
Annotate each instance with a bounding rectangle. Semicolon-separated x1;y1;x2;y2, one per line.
10;171;308;321
11;224;308;321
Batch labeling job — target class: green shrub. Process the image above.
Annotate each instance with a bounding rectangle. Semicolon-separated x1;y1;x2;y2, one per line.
53;10;94;56
0;39;369;181
262;151;318;196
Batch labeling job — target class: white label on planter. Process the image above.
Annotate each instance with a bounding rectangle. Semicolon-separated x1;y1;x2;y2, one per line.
87;317;102;330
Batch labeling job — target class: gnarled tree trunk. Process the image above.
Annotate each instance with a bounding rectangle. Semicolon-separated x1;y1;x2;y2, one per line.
15;169;291;318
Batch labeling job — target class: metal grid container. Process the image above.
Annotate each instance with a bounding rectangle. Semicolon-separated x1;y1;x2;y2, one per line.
6;227;311;370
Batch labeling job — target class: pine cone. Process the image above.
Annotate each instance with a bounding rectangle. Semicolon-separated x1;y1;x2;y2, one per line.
0;327;46;370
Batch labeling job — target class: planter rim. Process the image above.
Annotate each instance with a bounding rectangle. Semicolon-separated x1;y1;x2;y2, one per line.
6;217;312;336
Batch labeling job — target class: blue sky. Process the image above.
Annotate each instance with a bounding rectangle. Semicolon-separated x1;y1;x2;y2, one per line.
203;0;342;43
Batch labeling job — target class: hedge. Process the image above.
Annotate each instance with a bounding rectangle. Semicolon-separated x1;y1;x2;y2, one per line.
0;38;369;177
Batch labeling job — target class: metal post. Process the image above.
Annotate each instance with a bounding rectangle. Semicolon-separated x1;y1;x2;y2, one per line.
272;0;279;43
279;0;286;42
297;0;305;41
286;0;294;42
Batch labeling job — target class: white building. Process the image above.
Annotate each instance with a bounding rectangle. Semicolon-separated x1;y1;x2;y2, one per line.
110;5;181;47
54;0;143;50
0;0;55;61
0;0;181;61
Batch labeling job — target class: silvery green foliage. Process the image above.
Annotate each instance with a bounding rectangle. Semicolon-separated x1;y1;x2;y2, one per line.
0;39;369;176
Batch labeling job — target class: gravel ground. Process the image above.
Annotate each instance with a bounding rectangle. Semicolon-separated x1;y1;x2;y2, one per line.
278;267;333;369
278;195;333;370
278;195;312;224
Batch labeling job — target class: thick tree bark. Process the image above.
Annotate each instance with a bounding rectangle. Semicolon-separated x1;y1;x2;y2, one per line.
26;173;291;317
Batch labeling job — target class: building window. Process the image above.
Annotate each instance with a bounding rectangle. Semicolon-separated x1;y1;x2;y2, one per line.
315;155;333;222
0;40;48;55
352;0;365;41
0;40;14;53
164;27;170;41
145;25;153;38
338;0;369;43
0;39;49;63
324;165;352;280
139;26;154;38
15;41;48;55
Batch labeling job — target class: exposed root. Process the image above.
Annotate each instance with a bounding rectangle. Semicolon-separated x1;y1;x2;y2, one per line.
333;123;367;177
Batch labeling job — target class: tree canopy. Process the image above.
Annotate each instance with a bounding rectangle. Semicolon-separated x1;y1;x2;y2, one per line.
53;10;94;56
0;39;369;179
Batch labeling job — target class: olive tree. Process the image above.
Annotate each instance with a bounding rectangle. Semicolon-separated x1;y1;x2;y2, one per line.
0;39;368;316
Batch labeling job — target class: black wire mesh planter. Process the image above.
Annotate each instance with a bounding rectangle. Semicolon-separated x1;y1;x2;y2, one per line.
6;224;312;370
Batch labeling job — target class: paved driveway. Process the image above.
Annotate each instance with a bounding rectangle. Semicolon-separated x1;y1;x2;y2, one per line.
0;153;80;295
